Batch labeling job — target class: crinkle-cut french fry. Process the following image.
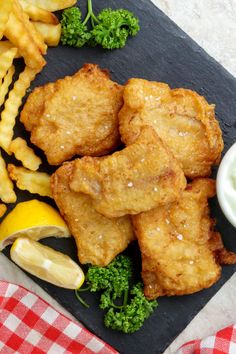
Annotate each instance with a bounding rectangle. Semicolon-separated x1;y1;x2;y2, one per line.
0;1;13;40
14;0;47;55
25;0;76;11
0;41;21;58
0;65;15;107
8;164;52;198
0;154;16;203
19;0;59;24
0;66;38;153
23;14;47;55
32;22;61;47
0;48;17;82
9;137;42;171
0;204;7;218
4;6;46;70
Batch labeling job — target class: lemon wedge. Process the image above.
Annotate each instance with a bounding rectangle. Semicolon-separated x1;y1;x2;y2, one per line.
11;238;84;289
0;200;70;250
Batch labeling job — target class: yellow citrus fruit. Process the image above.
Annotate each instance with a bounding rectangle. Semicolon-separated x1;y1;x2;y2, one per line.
11;238;84;289
0;200;70;250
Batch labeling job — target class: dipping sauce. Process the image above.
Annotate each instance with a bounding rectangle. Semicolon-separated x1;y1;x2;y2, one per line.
217;143;236;228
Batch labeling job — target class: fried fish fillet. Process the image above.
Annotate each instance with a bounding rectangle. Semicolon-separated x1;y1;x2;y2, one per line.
20;64;123;165
51;162;134;266
70;126;186;218
21;82;55;132
119;79;224;178
132;179;236;299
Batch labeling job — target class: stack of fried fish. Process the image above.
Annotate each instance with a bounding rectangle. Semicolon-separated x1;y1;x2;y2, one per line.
21;63;236;299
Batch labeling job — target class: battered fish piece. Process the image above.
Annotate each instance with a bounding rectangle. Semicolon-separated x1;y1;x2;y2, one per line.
20;64;123;165
133;179;236;299
51;163;134;266
119;79;224;178
21;82;55;132
70;126;186;218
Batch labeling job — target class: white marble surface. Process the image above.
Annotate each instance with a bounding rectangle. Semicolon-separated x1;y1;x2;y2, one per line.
1;1;236;353
154;0;236;77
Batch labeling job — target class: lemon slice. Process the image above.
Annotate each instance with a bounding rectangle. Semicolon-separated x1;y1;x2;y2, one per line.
11;238;84;289
0;200;70;251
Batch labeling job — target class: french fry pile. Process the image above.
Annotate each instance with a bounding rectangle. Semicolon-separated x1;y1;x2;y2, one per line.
0;0;76;212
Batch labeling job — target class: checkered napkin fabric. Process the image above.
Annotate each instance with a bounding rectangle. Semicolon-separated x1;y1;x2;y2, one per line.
0;281;117;354
176;324;236;354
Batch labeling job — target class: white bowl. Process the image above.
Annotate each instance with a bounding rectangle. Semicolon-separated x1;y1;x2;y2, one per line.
217;142;236;228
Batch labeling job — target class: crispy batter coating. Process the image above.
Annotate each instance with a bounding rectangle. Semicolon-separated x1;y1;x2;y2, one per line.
208;232;236;265
132;179;236;299
21;82;55;132
20;64;123;165
70;126;186;218
119;79;224;178
51;162;134;266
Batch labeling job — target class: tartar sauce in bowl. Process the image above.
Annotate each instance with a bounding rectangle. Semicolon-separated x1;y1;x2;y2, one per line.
217;142;236;228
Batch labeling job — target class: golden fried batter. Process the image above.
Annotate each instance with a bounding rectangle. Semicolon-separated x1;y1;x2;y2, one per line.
70;126;186;218
132;179;236;299
51;163;134;266
119;79;224;178
20;64;123;165
21;82;55;132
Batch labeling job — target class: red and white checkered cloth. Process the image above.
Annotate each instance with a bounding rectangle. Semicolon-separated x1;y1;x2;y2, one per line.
176;324;236;354
2;280;236;354
0;281;117;354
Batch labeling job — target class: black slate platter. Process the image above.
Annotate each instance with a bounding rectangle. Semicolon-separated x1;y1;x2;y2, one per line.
3;0;236;353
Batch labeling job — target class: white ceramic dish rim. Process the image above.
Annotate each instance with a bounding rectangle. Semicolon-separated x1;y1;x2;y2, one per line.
217;142;236;229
